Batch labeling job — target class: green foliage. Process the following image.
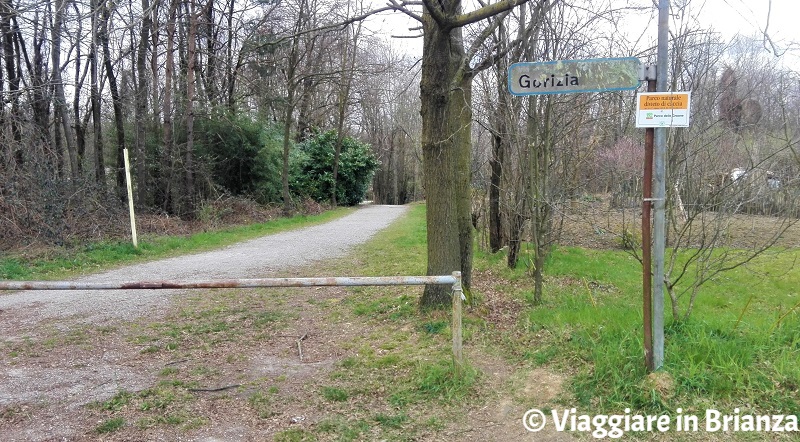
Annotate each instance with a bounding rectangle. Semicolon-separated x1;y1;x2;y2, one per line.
98;390;134;412
95;417;125;434
196;114;282;203
290;130;378;206
389;360;479;407
0;258;27;279
274;428;318;442
373;412;409;429
316;417;371;440
320;386;349;402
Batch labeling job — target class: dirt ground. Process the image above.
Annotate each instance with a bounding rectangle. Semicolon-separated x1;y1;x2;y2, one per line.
0;278;578;441
2;199;797;441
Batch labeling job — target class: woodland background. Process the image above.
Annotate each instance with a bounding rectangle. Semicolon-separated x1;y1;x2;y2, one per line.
1;0;799;268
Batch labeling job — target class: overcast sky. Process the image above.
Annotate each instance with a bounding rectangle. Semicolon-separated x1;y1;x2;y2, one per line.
365;0;798;65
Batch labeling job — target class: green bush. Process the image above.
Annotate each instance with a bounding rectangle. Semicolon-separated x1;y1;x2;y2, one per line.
196;114;282;203
290;130;378;206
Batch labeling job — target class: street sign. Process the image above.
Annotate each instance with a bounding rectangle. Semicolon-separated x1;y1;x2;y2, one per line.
635;92;691;127
508;57;641;96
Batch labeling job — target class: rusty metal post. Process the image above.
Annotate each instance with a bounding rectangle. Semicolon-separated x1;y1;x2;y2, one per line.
0;275;458;291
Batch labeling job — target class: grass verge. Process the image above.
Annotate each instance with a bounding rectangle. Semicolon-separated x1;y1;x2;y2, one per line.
477;242;800;423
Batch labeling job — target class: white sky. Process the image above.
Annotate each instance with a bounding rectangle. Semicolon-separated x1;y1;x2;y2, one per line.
365;0;799;66
694;0;798;60
696;0;795;41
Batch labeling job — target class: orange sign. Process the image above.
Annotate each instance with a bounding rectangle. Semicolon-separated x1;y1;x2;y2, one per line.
638;93;689;110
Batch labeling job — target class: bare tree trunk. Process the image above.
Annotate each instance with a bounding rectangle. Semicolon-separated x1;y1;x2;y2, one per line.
148;0;165;207
281;89;295;212
72;2;87;177
202;0;219;107
420;4;472;306
135;0;152;206
280;0;313;214
100;1;127;198
1;0;23;168
331;19;361;206
51;0;79;180
28;16;55;171
528;95;554;305
489;125;507;252
224;0;235;111
90;0;105;185
161;0;178;213
185;0;198;215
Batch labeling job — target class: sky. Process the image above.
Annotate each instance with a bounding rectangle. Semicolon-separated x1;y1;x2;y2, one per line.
692;0;797;61
364;0;799;67
696;0;794;42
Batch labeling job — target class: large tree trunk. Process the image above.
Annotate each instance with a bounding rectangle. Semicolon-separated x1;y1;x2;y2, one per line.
420;4;473;307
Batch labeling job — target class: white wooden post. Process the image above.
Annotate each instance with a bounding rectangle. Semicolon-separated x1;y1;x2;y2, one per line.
451;271;464;376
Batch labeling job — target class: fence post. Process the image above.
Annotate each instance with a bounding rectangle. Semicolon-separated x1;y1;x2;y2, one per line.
451;271;464;376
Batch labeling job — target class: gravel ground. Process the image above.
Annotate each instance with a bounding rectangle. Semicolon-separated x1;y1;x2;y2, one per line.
0;204;409;325
0;204;409;441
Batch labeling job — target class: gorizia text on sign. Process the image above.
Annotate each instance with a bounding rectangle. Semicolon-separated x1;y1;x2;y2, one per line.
518;73;580;90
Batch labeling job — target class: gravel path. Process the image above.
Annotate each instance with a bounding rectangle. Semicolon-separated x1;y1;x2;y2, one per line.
0;204;409;325
0;205;410;441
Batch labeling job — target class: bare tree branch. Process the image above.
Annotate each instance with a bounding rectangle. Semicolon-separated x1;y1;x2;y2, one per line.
387;0;423;23
452;0;533;28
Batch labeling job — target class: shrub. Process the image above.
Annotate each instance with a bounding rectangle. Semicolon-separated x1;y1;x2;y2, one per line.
196;114;282;204
290;130;378;206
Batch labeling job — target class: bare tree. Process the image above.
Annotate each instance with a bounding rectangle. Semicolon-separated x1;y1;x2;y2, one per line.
90;0;106;185
185;0;199;214
135;0;153;205
652;3;800;321
51;0;80;180
330;8;362;207
382;0;553;307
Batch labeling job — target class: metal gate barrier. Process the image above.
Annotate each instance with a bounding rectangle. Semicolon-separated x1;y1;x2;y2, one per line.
1;272;465;373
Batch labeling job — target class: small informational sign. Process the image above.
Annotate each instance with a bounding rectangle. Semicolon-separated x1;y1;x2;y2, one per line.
508;57;641;96
635;92;691;127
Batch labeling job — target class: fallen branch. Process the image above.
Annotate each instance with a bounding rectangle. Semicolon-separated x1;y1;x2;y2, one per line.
297;333;308;362
188;384;241;393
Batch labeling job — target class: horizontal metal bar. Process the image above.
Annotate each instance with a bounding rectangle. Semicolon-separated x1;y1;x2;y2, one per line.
0;275;459;291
